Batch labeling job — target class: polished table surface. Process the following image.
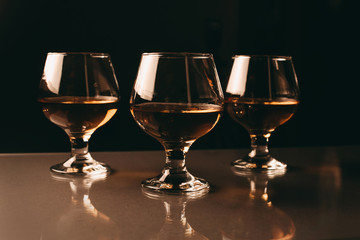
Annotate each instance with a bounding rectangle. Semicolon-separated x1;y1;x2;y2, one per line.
0;145;359;240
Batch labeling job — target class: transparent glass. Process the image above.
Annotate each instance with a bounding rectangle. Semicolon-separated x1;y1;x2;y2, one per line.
225;55;300;171
130;52;224;192
38;52;120;175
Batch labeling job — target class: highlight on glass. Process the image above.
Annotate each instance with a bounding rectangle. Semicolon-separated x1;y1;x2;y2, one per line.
130;52;224;192
38;52;120;175
225;55;300;172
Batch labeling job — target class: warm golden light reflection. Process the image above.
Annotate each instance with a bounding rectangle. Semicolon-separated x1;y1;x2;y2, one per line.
97;108;118;128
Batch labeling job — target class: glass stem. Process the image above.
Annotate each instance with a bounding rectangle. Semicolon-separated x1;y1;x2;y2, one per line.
249;133;271;159
70;137;92;162
165;149;187;174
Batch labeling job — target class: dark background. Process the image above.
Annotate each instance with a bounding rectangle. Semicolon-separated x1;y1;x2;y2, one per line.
0;0;358;153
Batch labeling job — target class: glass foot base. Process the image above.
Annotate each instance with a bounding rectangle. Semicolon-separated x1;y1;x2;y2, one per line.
142;171;209;193
232;156;287;171
50;157;112;176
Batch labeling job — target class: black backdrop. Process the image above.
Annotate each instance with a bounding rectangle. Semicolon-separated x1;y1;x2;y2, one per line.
0;0;358;153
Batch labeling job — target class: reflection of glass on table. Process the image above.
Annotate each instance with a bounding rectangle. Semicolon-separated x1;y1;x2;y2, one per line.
221;167;295;240
40;173;121;240
142;188;209;239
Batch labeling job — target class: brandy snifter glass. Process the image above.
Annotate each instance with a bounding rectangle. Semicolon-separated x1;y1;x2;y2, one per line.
225;55;300;172
38;52;120;175
130;52;224;192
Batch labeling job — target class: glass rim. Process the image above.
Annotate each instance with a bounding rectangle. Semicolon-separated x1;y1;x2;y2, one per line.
142;52;213;59
47;52;110;57
233;54;292;60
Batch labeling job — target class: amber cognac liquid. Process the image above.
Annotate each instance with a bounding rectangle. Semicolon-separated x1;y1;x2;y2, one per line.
130;102;223;142
226;97;299;133
39;96;118;133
